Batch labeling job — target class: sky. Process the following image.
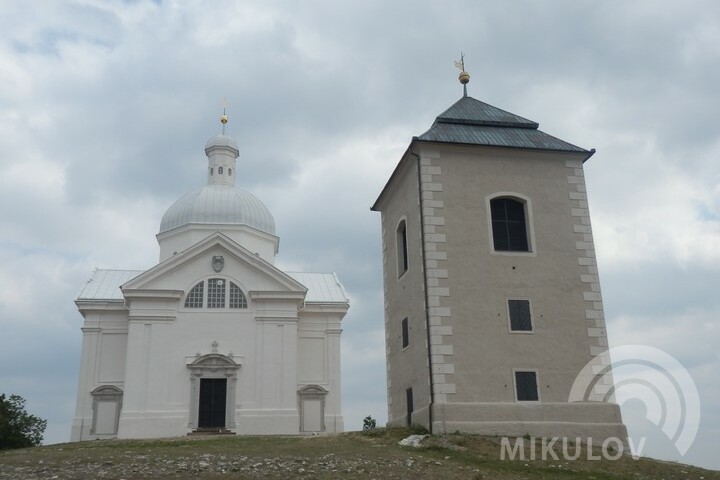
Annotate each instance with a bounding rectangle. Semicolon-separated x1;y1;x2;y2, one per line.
0;0;718;470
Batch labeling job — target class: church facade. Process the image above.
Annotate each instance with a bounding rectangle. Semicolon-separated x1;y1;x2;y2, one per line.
372;74;627;442
71;125;348;440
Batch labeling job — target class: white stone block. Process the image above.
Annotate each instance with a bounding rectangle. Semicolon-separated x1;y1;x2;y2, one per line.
424;233;447;243
424;216;446;226
421;166;442;175
422;182;443;192
428;287;450;296
434;383;456;394
430;325;453;336
573;225;591;233
427;269;448;278
429;307;451;317
587;328;605;337
434;363;455;374
590;346;607;356
433;345;454;355
583;291;602;302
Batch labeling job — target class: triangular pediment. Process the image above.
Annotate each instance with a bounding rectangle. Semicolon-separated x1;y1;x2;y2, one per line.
122;232;307;298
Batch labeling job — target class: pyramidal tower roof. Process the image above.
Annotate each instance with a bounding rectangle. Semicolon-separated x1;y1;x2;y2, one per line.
416;59;591;155
417;95;590;154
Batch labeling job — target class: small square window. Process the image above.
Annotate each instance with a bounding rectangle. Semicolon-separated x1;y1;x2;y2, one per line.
401;318;409;348
515;371;539;401
509;299;532;331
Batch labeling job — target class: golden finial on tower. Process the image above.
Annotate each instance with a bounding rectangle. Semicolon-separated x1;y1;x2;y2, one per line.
220;97;228;134
454;53;470;97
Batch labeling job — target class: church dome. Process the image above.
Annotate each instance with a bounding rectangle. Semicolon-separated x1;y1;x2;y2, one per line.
159;125;276;237
159;184;276;235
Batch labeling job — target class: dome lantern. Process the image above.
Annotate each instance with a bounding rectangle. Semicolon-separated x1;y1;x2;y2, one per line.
158;111;276;239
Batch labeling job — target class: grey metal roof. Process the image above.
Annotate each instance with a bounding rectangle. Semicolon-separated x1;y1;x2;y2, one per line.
76;269;143;301
417;95;589;153
159;184;276;236
76;269;348;304
286;272;348;303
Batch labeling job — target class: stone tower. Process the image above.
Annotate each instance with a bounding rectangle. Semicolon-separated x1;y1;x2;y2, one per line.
371;76;627;442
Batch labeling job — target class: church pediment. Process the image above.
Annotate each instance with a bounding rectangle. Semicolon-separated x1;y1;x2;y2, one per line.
122;232;307;301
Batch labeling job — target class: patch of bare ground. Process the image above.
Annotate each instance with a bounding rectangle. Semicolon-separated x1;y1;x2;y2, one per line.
0;428;717;479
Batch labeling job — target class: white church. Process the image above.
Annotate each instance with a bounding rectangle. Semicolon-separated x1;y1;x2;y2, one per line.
71;116;349;440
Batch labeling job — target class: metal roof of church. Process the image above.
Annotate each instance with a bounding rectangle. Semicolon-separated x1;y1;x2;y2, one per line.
286;272;348;303
76;269;347;304
76;269;143;301
417;95;589;153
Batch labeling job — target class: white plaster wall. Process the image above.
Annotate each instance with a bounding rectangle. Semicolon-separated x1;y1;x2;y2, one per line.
70;307;128;441
157;225;278;264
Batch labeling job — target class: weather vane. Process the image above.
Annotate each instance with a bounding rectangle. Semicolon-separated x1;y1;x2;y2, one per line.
454;52;470;97
220;97;228;134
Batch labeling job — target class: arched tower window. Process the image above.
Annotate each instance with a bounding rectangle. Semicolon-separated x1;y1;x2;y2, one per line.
229;282;247;309
490;197;529;252
218;166;224;175
396;219;408;277
185;281;204;308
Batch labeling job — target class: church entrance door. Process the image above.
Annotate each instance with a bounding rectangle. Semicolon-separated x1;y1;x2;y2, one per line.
198;378;227;428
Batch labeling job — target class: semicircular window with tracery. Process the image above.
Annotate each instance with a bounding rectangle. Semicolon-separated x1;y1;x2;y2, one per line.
184;278;248;309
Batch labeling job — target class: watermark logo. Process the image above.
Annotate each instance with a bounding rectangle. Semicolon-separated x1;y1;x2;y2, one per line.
500;436;627;461
569;345;700;456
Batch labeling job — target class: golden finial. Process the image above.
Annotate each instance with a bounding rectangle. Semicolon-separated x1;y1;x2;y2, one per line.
454;53;470;97
220;98;228;134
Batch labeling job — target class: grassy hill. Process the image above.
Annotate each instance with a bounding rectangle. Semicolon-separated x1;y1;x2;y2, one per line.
0;428;717;479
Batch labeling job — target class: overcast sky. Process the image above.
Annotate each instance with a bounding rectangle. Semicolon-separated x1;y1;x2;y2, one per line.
0;0;718;470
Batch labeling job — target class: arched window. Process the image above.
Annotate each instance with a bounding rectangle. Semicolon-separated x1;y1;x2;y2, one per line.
207;278;226;308
210;167;213;175
228;168;232;176
185;281;204;308
490;198;529;252
229;282;247;309
396;219;408;277
218;166;224;174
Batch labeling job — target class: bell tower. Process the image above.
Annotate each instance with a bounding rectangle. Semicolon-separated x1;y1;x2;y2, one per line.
371;64;627;443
